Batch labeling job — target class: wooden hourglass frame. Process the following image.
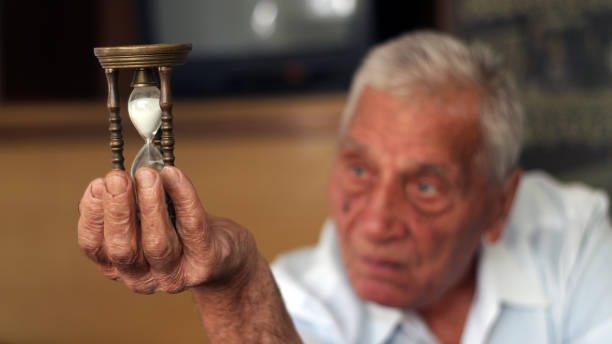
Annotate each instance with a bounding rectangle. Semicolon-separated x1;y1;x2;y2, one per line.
94;43;192;221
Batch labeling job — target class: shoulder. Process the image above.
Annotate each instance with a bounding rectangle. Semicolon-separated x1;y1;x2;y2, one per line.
271;221;347;304
503;171;609;255
504;171;612;340
506;171;610;273
510;171;609;232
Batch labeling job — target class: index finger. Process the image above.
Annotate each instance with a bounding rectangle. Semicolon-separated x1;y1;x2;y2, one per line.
78;178;107;263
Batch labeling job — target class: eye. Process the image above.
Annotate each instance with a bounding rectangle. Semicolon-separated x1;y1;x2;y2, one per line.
340;160;373;193
405;177;452;214
417;181;438;195
351;165;365;177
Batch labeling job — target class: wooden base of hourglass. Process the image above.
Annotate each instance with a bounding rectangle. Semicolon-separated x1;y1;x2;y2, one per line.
94;43;192;225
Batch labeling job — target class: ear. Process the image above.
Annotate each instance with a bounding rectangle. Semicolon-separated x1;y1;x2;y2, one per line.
485;168;522;243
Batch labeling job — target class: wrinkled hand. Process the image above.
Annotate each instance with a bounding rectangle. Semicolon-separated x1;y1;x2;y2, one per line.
77;166;257;294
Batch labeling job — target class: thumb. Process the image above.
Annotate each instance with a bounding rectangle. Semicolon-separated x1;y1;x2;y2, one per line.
161;166;209;253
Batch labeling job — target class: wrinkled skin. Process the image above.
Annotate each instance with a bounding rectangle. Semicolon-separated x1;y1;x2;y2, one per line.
328;86;520;310
77;167;256;295
77;167;301;343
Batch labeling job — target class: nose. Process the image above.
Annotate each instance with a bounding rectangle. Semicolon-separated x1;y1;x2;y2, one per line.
358;177;407;243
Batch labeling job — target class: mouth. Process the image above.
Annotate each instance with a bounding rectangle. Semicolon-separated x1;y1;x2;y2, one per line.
360;256;407;276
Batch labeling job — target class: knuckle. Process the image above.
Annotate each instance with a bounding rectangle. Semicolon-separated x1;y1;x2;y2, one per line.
143;235;174;261
162;281;185;294
105;192;133;221
177;212;206;239
125;276;157;294
129;283;155;295
80;243;103;262
176;197;199;212
99;264;118;279
77;233;99;252
139;202;163;217
136;287;155;295
105;206;132;224
180;216;204;234
177;199;204;218
79;215;104;232
152;264;185;293
107;245;138;265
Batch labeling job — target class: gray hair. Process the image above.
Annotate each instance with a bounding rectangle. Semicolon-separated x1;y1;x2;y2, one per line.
340;31;524;185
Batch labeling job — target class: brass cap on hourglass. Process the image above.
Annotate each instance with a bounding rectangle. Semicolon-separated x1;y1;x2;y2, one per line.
131;68;160;88
94;43;192;69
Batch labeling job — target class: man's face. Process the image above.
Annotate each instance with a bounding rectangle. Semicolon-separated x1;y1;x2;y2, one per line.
329;86;505;309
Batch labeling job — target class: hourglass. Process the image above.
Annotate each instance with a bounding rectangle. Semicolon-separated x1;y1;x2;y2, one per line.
127;68;164;177
93;43;191;172
94;43;192;221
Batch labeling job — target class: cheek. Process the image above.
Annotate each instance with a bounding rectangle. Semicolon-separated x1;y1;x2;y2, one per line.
416;204;484;263
392;205;444;255
397;203;479;270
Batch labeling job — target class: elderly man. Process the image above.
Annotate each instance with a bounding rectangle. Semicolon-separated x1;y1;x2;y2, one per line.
78;31;612;343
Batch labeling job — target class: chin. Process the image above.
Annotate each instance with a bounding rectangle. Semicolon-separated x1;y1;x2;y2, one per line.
353;278;417;308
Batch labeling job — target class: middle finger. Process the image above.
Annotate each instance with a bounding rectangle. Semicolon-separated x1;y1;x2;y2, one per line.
103;171;147;274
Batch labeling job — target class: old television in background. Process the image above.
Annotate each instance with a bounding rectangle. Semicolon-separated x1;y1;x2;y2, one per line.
140;0;437;97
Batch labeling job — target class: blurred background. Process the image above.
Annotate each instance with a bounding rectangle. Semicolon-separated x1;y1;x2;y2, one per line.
0;0;611;343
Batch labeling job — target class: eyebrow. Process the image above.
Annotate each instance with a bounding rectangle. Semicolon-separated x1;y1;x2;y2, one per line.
413;163;449;178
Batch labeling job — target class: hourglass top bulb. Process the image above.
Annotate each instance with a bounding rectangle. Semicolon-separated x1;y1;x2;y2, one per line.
128;85;162;140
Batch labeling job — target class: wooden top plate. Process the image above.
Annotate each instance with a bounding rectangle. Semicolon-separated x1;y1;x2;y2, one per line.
94;43;192;69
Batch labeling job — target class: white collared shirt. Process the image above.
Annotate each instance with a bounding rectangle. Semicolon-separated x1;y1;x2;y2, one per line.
271;172;612;343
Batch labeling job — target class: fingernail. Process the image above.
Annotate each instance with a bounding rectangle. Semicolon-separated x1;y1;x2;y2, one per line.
90;179;105;200
136;168;156;189
106;174;127;196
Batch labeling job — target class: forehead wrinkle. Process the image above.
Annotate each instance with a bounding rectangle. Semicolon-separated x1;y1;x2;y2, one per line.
342;87;482;187
415;163;448;177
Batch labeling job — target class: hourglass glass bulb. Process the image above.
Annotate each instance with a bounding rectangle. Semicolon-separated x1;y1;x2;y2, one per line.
128;85;162;140
128;70;164;178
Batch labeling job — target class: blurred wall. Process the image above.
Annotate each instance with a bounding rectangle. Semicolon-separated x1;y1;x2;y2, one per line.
452;0;612;193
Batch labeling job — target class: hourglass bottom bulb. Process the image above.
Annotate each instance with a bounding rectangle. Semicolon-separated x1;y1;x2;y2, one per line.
131;142;164;178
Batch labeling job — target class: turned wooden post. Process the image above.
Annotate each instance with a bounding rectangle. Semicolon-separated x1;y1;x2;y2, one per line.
105;68;125;171
158;66;175;166
158;66;176;224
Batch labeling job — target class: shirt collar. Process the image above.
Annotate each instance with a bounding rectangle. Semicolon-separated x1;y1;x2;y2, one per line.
479;237;549;307
364;302;404;344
